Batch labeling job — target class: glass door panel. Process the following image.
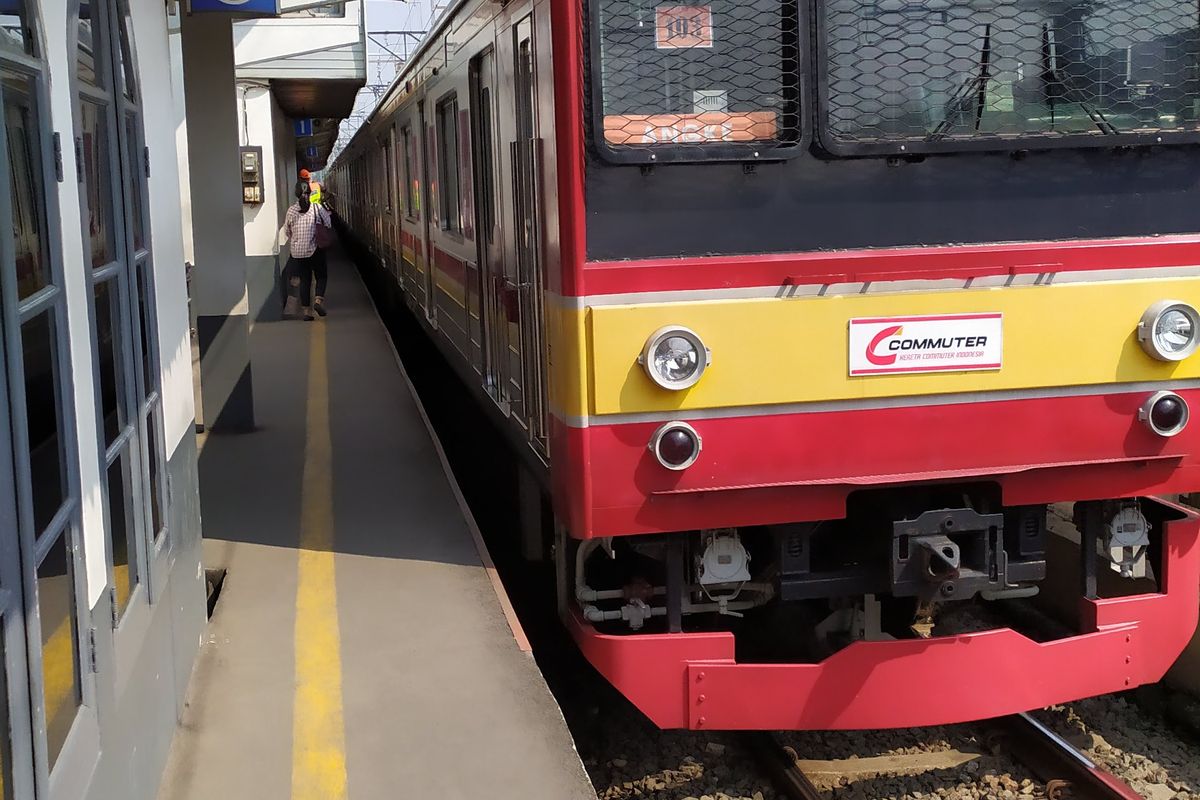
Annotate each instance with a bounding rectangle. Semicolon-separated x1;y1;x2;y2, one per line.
19;310;68;538
3;73;49;301
34;536;81;768
104;451;136;615
79;100;116;271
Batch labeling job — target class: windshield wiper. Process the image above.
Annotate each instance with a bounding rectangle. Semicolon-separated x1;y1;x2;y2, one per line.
1041;22;1119;135
928;24;993;141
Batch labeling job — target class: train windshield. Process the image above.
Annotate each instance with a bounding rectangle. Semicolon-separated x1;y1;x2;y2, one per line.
821;0;1200;153
590;0;801;160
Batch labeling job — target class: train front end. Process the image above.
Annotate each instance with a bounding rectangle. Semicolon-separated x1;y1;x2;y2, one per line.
549;0;1200;729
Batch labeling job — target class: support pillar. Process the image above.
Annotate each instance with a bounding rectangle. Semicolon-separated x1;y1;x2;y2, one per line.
179;12;254;431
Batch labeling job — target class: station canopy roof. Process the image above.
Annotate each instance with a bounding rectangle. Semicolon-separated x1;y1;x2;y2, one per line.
272;77;362;169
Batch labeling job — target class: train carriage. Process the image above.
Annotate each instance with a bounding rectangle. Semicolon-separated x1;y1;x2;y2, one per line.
331;0;1200;730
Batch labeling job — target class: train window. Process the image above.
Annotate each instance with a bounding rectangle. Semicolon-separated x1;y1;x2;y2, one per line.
478;88;495;235
590;0;802;162
79;100;116;268
437;96;461;232
819;0;1200;155
5;74;49;300
383;140;393;212
0;2;33;57
20;311;68;536
402;125;417;219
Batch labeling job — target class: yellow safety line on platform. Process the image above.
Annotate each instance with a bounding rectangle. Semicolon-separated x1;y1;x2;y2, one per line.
291;321;348;800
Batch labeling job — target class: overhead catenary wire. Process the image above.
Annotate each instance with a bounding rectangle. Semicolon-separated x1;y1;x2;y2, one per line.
330;0;437;161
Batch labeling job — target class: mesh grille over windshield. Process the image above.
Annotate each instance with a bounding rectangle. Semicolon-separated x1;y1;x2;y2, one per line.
820;0;1200;152
591;0;802;161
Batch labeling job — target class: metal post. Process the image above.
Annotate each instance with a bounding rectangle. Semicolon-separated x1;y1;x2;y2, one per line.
1080;510;1099;600
667;536;684;633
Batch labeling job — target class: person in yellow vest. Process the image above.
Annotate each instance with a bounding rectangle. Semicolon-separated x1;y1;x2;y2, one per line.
300;168;322;204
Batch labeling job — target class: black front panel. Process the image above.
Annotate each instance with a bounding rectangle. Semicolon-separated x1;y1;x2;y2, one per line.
585;145;1200;260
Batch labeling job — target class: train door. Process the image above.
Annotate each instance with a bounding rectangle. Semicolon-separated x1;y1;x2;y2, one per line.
470;48;509;411
399;122;416;298
381;131;392;277
512;16;549;453
388;125;401;281
422;101;441;323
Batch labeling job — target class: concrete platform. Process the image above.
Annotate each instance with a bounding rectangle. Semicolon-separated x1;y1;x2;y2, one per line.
157;250;595;800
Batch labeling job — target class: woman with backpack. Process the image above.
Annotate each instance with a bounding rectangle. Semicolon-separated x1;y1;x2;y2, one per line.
282;179;333;321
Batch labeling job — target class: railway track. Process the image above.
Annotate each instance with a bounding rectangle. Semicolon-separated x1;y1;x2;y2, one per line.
751;713;1145;800
992;714;1145;800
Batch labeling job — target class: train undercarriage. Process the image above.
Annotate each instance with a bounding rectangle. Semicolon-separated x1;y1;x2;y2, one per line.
561;489;1200;729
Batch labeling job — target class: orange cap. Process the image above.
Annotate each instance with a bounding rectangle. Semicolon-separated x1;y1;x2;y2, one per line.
299;169;311;179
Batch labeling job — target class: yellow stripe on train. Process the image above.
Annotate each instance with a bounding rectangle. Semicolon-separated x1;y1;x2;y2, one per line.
547;276;1200;419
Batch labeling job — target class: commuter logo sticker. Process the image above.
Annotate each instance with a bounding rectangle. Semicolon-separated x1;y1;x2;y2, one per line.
849;313;1003;376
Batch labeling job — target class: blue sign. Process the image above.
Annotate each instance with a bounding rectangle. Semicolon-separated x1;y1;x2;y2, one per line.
306;146;319;159
189;0;280;15
294;118;313;138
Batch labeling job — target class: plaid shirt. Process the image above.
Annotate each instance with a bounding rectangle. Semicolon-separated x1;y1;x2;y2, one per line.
285;202;330;259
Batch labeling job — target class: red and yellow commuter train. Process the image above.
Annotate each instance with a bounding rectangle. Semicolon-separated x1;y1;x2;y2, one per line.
330;0;1200;729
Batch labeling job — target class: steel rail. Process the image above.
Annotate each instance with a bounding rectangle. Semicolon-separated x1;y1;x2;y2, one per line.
992;713;1144;800
745;732;822;800
750;712;1143;800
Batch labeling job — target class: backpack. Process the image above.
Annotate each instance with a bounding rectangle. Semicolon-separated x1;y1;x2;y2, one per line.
314;205;335;249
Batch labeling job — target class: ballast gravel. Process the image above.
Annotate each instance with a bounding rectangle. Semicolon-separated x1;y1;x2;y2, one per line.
578;696;778;800
1031;694;1200;800
582;691;1200;800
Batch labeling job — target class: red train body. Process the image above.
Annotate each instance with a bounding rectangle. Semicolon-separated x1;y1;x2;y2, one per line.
331;0;1200;729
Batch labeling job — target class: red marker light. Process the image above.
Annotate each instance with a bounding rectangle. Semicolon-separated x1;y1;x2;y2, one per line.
1140;391;1189;438
650;422;702;471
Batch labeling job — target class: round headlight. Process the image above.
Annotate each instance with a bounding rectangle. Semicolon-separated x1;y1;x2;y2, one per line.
640;327;711;390
1138;300;1200;362
649;421;702;470
1140;391;1190;437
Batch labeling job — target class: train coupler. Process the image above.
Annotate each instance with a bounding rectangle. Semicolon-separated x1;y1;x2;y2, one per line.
892;507;1007;603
